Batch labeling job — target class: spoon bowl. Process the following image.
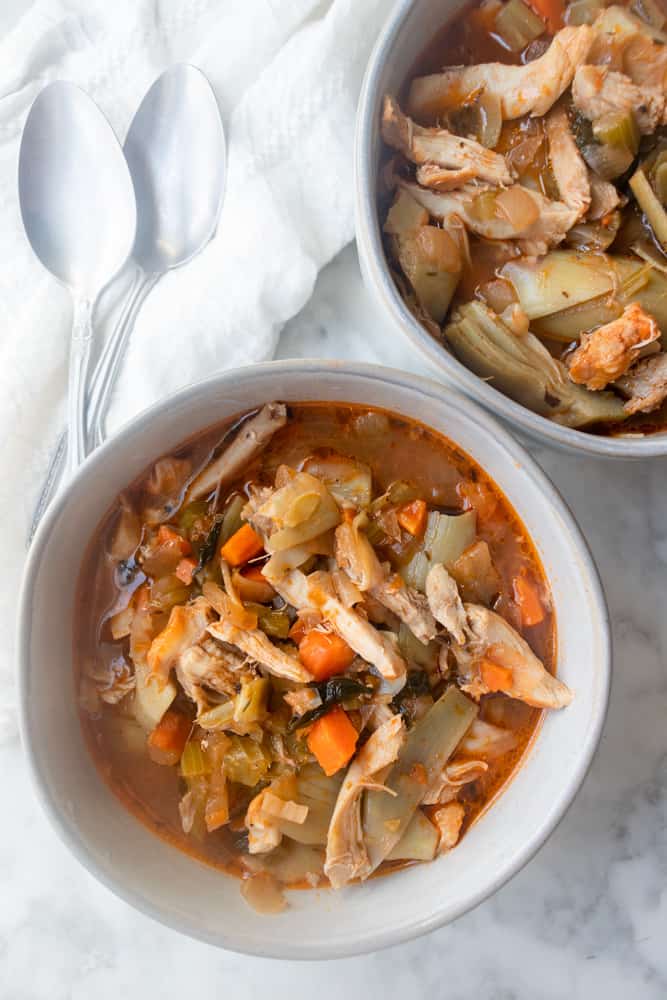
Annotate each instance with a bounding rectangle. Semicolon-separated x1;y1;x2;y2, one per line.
19;81;136;478
125;63;226;273
19;81;136;301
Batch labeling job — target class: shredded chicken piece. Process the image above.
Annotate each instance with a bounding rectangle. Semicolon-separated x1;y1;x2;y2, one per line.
545;106;591;220
334;516;384;591
415;163;480;191
332;568;364;608
147;597;214;685
261;791;308;825
454;604;573;709
425;563;467;645
587;170;621;221
423;758;488;806
324;715;405;889
334;519;437;642
207;619;312;683
401;181;578;250
175;643;245;713
80;657;135;710
572;65;665;134
434;802;465;851
373;575;437;644
458;719;518;759
589;7;667;92
187;402;287;502
615;352;667;414
567;303;660;390
271;569;407;682
382;95;513;185
408;26;594;121
361;593;401;630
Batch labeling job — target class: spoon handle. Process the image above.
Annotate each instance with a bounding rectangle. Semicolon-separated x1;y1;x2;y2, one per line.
28;271;160;543
87;268;159;450
64;298;94;481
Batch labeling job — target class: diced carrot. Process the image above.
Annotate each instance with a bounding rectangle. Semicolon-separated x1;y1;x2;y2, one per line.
288;617;310;646
148;709;191;761
525;0;563;32
513;573;545;627
157;524;192;555
220;523;264;567
299;629;356;681
242;564;269;583
480;657;514;693
307;706;359;776
397;499;428;537
175;556;197;585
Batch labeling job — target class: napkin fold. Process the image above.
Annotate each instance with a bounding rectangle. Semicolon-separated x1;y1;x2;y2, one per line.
0;0;390;741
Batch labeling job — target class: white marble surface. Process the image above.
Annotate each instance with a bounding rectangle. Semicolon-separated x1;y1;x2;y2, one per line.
3;243;667;998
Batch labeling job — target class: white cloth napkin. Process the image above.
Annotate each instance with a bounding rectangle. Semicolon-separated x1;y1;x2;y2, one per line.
0;0;391;742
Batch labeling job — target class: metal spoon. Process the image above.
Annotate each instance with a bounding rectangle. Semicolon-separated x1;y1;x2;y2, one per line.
19;81;136;483
29;65;226;539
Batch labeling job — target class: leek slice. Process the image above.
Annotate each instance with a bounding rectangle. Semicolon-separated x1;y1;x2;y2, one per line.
362;686;478;872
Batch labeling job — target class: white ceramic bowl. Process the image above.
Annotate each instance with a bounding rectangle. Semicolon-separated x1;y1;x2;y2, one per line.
18;361;610;958
355;0;667;459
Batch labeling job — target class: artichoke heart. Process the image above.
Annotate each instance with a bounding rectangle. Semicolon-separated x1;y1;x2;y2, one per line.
443;300;627;427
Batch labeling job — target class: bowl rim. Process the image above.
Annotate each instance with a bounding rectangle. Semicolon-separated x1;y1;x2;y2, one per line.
354;0;667;460
17;359;611;958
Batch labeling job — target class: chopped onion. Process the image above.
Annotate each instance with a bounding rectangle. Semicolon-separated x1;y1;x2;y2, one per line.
581;141;634;181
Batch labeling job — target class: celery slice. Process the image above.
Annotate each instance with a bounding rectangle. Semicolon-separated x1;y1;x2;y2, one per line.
180;740;211;778
592;110;639;157
402;510;477;592
233;677;270;724
494;0;545;52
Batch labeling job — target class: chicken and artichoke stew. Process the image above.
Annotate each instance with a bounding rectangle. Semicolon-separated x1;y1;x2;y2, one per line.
381;0;667;435
77;402;571;913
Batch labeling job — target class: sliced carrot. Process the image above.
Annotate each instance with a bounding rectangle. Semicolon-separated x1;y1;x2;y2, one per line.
220;523;264;567
480;658;514;693
525;0;564;32
299;629;356;681
157;524;192;556
513;573;545;627
175;556;197;585
307;706;358;776
397;499;428;537
148;708;191;763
